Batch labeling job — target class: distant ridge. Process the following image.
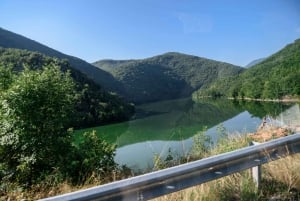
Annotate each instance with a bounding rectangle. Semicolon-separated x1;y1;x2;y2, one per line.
93;52;244;103
245;58;266;68
0;27;244;103
0;27;123;93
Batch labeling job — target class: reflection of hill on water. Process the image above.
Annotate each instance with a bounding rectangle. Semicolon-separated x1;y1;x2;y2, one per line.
238;100;293;118
85;98;244;147
75;99;295;148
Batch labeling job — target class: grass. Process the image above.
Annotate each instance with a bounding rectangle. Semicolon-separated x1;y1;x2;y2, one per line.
152;153;300;201
151;127;300;201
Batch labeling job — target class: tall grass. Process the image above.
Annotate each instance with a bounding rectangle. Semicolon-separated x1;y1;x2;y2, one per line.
151;128;300;201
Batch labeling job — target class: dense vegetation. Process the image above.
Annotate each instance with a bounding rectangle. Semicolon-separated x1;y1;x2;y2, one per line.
0;64;117;191
193;39;300;100
0;31;135;197
93;52;244;103
0;48;135;128
0;27;123;93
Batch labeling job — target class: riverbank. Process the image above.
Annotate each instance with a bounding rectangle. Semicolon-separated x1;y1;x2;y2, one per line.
228;96;300;103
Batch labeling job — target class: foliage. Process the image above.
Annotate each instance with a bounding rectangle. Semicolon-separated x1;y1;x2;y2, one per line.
0;27;122;93
93;52;244;103
1;27;245;104
0;48;135;128
0;64;118;189
67;130;117;184
0;64;76;184
0;64;14;90
193;39;300;100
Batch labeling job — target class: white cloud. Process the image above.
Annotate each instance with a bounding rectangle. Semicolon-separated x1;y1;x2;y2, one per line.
296;26;300;33
177;13;213;34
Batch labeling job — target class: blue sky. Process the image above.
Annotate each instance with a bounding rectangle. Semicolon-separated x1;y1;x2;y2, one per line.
0;0;300;66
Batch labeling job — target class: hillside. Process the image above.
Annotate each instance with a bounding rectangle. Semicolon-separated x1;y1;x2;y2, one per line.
193;39;300;100
0;48;134;128
0;27;123;93
93;52;244;103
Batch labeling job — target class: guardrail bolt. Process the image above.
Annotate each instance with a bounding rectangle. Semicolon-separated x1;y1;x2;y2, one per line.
137;191;144;201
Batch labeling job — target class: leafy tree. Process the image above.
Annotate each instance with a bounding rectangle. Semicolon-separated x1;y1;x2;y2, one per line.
0;64;14;90
0;64;76;184
0;48;135;128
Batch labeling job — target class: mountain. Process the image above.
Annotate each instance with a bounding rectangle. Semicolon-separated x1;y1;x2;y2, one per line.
93;52;244;103
245;58;266;68
193;39;300;100
0;48;134;128
0;27;123;93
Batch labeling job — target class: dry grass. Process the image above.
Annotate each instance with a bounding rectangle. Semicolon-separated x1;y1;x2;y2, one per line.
152;129;300;201
264;154;300;191
152;154;300;201
153;170;260;201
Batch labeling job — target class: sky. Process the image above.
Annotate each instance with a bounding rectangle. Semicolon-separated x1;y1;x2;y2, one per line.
0;0;300;66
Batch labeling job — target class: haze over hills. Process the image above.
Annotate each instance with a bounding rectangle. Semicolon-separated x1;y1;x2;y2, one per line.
93;52;244;103
245;58;266;68
193;39;300;100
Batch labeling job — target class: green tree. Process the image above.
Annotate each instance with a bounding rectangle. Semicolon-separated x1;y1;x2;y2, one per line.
0;64;76;184
0;64;14;91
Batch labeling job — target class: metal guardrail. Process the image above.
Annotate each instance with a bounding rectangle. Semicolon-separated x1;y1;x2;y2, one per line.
40;133;300;201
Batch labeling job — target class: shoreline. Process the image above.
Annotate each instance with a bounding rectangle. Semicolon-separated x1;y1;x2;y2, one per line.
194;95;300;103
228;97;300;103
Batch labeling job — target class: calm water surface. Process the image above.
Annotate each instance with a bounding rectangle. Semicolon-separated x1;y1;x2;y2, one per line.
76;98;299;172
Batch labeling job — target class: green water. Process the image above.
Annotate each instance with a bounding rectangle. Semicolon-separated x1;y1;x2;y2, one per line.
75;98;298;171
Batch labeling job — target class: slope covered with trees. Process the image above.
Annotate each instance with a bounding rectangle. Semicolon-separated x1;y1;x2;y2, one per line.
93;52;244;103
0;48;134;128
0;27;123;93
193;39;300;100
0;62;118;190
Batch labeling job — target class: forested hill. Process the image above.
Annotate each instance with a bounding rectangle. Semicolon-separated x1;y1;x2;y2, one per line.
0;27;123;93
193;39;300;100
0;48;134;128
93;52;244;103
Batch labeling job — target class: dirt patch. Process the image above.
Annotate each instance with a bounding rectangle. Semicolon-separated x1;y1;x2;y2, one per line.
248;127;291;142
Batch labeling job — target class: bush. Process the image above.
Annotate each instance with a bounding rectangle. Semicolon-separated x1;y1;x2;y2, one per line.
67;130;117;184
0;64;118;187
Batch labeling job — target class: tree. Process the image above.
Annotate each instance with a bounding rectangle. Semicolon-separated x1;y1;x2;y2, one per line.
0;64;76;184
0;64;14;91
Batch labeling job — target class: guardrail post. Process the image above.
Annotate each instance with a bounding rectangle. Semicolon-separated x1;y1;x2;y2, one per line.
249;141;261;188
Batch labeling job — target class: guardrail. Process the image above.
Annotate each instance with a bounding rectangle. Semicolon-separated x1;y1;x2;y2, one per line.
40;133;300;201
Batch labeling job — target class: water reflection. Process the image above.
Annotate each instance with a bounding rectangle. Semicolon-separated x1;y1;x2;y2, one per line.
76;98;299;171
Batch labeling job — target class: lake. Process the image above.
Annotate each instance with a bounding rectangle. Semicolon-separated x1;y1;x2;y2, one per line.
76;98;300;172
